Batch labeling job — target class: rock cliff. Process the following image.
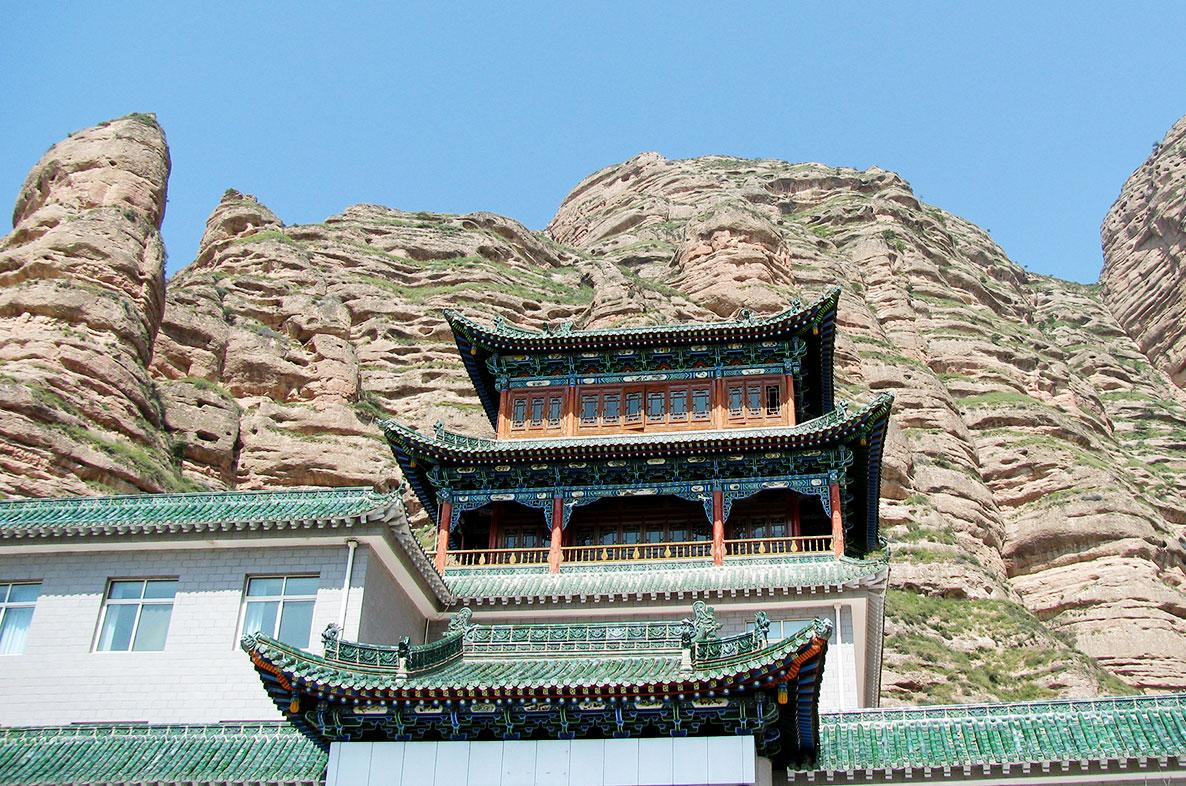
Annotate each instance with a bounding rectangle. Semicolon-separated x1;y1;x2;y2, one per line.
3;114;1186;705
0;114;186;496
1102;115;1186;388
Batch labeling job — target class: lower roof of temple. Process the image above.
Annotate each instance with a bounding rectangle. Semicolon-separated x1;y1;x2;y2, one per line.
807;692;1186;777
0;722;327;786
244;606;833;767
443;552;890;604
3;694;1182;784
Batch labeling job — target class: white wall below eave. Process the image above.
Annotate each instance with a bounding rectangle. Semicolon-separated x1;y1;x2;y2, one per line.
328;737;761;786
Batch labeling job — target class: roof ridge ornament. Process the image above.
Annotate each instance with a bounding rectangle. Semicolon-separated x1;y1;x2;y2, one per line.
446;607;473;633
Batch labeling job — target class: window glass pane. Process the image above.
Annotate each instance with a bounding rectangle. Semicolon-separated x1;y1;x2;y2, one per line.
625;392;643;422
277;601;314;648
529;397;545;426
622;525;641;545
247;577;285;597
580;394;599;424
643;525;663;544
728;386;744;416
131;603;172;651
142;580;178;599
98;604;138;651
669;390;688;420
746;385;762;416
547;396;563;426
108;580;144;600
692;388;711;420
599;528;617;546
575;527;595;546
284;576;320;596
603;394;621;423
7;584;39;603
243;600;280;637
512;398;527;426
765;384;781;416
668;525;688;542
0;607;34;654
646;391;665;421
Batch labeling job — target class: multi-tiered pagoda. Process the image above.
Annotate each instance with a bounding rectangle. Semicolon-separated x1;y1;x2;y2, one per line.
390;287;891;574
244;288;895;783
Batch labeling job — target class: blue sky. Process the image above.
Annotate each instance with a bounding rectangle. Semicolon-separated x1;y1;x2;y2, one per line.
2;2;1184;283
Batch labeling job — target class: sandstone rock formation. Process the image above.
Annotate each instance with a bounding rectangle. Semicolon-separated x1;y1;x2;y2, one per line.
1102;115;1186;387
0;114;185;496
3;114;1186;705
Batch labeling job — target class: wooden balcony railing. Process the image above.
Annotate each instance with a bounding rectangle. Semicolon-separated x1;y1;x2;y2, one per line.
725;535;833;556
562;540;713;564
432;535;834;570
431;546;552;567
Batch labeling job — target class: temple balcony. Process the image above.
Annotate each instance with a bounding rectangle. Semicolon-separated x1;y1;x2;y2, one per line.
431;534;835;569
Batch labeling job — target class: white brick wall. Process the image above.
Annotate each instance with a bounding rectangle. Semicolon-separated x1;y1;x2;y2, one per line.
0;545;364;725
357;549;426;646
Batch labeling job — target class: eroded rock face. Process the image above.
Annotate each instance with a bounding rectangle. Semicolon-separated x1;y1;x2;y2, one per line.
549;153;1186;698
1102;115;1186;387
3;115;1186;704
0;114;184;495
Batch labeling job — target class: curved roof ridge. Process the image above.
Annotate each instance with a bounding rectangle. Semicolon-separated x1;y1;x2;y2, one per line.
383;392;892;455
444;286;841;347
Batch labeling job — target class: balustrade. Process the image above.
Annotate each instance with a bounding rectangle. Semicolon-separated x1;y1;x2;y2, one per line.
433;535;834;572
724;535;833;556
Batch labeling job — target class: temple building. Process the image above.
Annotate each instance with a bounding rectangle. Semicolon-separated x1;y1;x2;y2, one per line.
0;288;1184;786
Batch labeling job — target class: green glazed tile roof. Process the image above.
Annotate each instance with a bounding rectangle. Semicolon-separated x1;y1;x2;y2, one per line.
0;486;401;539
384;393;892;462
444;286;840;351
0;722;327;785
810;693;1186;773
445;553;890;602
245;618;832;696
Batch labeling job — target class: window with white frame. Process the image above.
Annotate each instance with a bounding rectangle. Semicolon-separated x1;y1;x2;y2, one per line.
749;617;813;643
96;579;177;652
0;582;40;655
239;575;318;649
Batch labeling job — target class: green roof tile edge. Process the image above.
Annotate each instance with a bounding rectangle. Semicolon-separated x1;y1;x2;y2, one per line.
0;485;402;537
382;392;892;458
444;286;841;346
0;721;327;786
807;692;1186;773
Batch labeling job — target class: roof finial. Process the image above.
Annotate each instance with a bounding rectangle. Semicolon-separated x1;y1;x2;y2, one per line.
433;420;445;437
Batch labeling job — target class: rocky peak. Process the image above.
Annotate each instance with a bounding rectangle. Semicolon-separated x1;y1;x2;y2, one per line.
1101;113;1186;387
0;114;181;496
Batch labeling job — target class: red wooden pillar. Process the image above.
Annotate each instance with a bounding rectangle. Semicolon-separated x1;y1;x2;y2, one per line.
548;496;564;574
712;378;725;429
785;374;796;426
435;500;453;574
487;502;500;550
497;390;510;438
711;489;725;566
830;483;844;558
566;387;578;436
790;493;801;538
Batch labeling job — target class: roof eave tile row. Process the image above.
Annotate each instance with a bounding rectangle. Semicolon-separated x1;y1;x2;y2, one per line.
0;722;327;786
244;620;832;699
0;486;403;540
808;693;1186;776
444;287;842;352
444;552;891;604
384;393;893;464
